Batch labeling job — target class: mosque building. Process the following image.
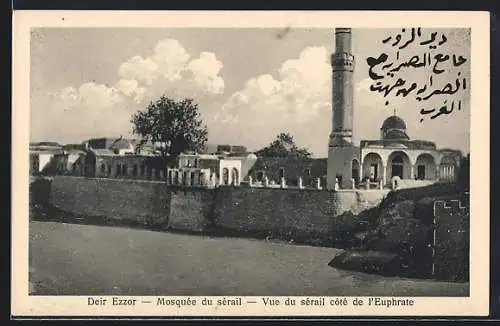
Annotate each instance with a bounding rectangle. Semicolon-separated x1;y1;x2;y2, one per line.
326;28;462;190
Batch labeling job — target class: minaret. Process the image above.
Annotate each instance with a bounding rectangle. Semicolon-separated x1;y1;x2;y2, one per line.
327;28;357;190
329;28;355;147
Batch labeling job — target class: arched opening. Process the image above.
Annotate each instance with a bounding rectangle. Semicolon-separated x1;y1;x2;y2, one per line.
391;155;404;179
222;168;230;185
351;159;360;185
362;152;383;182
174;171;180;185
231;168;239;186
387;151;411;180
415;153;437;180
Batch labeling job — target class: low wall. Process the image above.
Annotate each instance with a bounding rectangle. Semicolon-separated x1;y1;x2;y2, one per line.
395;179;436;190
49;176;171;226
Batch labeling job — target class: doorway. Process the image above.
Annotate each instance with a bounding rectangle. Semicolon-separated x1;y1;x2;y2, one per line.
370;164;378;181
417;165;425;180
391;155;404;179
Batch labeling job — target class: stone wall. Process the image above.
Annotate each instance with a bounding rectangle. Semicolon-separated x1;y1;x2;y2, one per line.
37;176;386;237
212;187;334;238
49;176;171;226
168;187;215;232
331;189;389;216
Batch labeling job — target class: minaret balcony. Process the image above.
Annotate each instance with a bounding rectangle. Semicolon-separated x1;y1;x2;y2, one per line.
331;53;355;71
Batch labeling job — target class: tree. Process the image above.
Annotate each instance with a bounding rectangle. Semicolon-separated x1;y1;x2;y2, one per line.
457;153;470;190
255;132;312;158
131;96;208;156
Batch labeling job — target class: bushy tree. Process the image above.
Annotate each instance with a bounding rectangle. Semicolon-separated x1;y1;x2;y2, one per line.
255;132;312;158
131;96;208;156
457;153;470;189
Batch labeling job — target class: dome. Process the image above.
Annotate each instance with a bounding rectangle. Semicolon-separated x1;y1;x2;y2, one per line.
381;115;406;131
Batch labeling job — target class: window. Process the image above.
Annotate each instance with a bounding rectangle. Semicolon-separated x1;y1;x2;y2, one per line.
222;168;230;185
100;164;106;174
155;168;161;179
115;164;121;177
140;164;145;176
257;171;264;181
190;172;196;186
147;166;152;178
279;167;285;179
133;164;138;177
304;168;311;177
122;165;128;177
107;164;112;176
231;168;239;186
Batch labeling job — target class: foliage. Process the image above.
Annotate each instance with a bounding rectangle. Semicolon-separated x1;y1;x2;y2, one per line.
457;153;470;189
255;132;312;158
131;96;208;156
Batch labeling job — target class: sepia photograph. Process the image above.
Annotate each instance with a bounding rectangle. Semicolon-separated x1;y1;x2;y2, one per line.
12;11;490;317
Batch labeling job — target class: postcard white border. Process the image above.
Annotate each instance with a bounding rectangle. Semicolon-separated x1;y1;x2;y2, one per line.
12;10;490;317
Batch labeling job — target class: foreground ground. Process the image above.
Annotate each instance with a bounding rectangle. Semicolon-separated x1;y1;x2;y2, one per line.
29;220;469;296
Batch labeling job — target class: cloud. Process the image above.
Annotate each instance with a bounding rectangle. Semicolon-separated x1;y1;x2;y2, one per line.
41;38;225;142
118;56;159;86
210;43;470;156
211;47;332;156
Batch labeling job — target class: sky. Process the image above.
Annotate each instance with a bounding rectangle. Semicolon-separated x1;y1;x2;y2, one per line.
30;27;470;157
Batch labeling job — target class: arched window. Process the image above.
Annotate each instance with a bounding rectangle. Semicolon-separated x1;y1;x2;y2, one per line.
222;168;230;185
231;168;239;186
